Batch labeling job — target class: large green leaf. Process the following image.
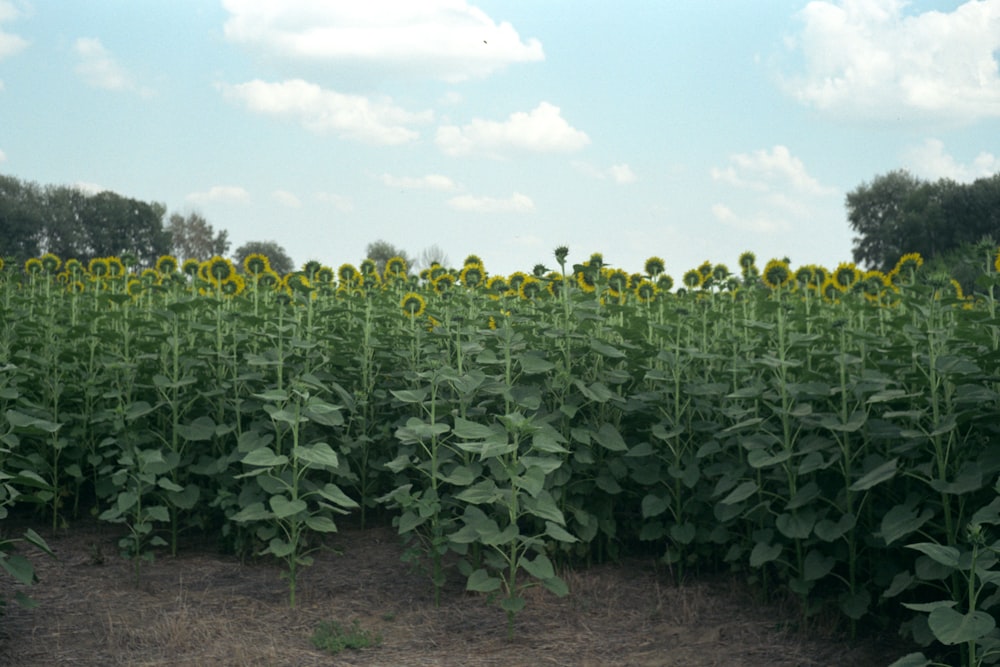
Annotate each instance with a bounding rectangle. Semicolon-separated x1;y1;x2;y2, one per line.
880;503;934;545
294;442;340;469
906;542;960;569
928;607;996;645
242;447;289;468
849;458;898;492
520;553;556;580
592;423;628;452
315;483;358;509
720;480;758;505
0;553;36;585
466;569;502;592
749;542;782;567
269;495;307;518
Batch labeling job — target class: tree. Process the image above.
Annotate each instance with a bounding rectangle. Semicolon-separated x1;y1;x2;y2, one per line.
365;239;414;275
166;212;230;261
416;244;450;270
78;191;170;265
0;174;42;260
234;240;294;275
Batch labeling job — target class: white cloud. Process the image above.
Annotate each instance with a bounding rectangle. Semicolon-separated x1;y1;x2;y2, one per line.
0;1;28;61
710;145;836;235
903;138;1000;183
447;192;534;213
574;161;637;184
436;102;590;157
315;192;354;212
186;185;251;204
0;148;5;163
221;0;543;82
272;189;301;207
439;91;464;106
73;38;150;95
380;173;458;190
785;0;1000;120
711;145;835;196
220;79;433;145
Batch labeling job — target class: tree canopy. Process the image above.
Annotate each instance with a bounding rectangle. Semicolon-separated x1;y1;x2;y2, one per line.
234;240;294;275
166;212;230;261
847;170;1000;271
0;174;171;265
365;239;414;275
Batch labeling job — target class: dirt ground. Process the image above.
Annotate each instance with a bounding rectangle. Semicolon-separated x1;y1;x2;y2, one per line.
0;521;907;667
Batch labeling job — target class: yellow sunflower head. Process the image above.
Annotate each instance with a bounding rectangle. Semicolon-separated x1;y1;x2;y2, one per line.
644;256;666;278
635;279;658;303
315;266;335;284
40;253;61;273
606;268;629;294
221;274;246;297
206;255;234;285
338;263;361;286
88;257;110;277
761;259;792;290
156;255;179;275
738;251;756;272
682;268;703;289
243;253;270;277
400;291;426;318
432;273;455;295
833;262;860;291
459;263;485;289
519;275;542;299
656;274;674;292
24;257;43;275
182;258;201;276
486;275;509;299
385;256;408;277
106;256;125;277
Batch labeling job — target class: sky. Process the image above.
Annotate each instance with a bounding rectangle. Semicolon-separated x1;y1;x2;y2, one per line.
1;0;1000;276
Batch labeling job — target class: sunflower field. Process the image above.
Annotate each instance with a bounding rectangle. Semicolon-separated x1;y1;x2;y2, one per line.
3;246;1000;663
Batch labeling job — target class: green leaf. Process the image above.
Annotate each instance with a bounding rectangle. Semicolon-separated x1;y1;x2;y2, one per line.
879;503;934;546
592;423;628;452
23;528;53;557
167;484;200;510
670;522;696;545
839;590;871;620
466;568;502;593
887;653;930;667
849;458;898;491
720;480;758;505
294;442;340;469
803;549;835;581
0;553;35;585
749;542;781;567
520;554;556;581
390;388;429;404
303;401;343;426
305;515;338;533
814;513;856;542
500;596;526;613
545;521;578;543
398;510;427;534
906;542;961;569
269;495;308;518
242;447;289;468
455;480;501;505
145;505;170;523
176;417;217;441
438;464;477;486
641;493;670;519
315;483;359;509
517;353;555;374
453;416;498;440
5;409;61;433
523;491;566;525
747;448;791;468
157;477;185;493
928;607;996;645
266;537;295;558
590;340;625;358
541;575;570;597
231;501;273;522
776;511;814;540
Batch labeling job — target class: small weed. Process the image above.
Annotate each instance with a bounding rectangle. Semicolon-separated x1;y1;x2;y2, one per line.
310;619;382;655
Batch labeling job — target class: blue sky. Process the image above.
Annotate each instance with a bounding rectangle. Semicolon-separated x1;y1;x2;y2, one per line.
2;0;999;276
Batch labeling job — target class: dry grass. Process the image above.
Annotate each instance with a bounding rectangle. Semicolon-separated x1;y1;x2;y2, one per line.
0;522;905;666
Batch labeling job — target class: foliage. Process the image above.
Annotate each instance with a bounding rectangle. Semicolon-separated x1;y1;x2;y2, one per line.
847;170;1000;271
234;241;294;275
310;619;382;654
9;245;1000;661
365;239;413;276
165;212;230;262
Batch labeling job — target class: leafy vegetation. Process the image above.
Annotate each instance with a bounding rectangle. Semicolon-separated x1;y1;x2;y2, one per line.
4;246;1000;664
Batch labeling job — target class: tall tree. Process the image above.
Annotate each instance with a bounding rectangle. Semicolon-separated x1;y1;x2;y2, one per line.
78;191;170;265
0;174;42;260
166;212;230;261
365;239;414;274
234;240;294;275
846;170;924;270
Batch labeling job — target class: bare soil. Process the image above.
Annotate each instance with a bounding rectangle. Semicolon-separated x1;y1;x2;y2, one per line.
0;521;905;666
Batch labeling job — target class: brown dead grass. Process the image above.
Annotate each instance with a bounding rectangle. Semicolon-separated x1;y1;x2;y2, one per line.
0;521;906;666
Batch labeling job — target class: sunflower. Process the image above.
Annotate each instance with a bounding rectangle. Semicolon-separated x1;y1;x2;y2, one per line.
995;248;1000;274
258;269;280;290
861;270;890;297
432;273;455;295
106;256;125;278
794;265;815;287
182;258;201;277
204;255;234;286
574;266;597;293
67;280;86;294
635;279;658;303
459;263;485;289
761;259;792;290
24;257;43;275
606;268;629;294
895;252;924;274
221;274;246;297
140;268;159;284
362;271;382;290
644;256;665;278
463;254;483;267
428;263;448;282
545;272;566;297
0;257;5;272
508;271;528;293
833;262;860;291
243;253;270;277
284;273;313;295
156;255;179;275
656;274;674;292
302;259;323;280
338;263;361;286
738;251;756;271
314;266;335;284
40;253;61;273
712;264;730;283
682;269;703;289
820;278;841;301
64;258;82;277
359;258;378;277
385;256;408;277
401;292;426;318
486;275;509;299
519;276;542;299
88;257;110;277
125;278;143;297
554;246;570;266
